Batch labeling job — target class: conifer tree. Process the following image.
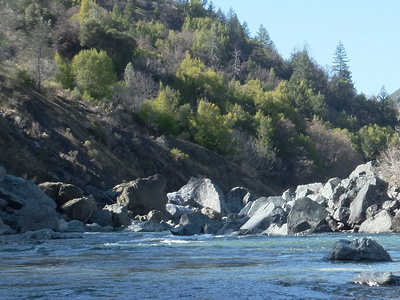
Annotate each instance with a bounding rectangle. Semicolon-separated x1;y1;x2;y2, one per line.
329;41;356;111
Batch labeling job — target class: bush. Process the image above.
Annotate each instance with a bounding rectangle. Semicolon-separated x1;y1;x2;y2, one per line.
169;148;189;163
71;48;117;100
377;142;400;186
355;124;397;160
139;87;180;136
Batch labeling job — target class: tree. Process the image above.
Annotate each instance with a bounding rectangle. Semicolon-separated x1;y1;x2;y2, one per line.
54;51;74;89
24;17;54;93
121;62;158;110
139;86;180;135
290;48;328;94
255;24;275;50
71;48;117;99
329;41;356;111
332;41;352;82
176;52;225;107
190;100;235;154
377;85;398;127
307;120;362;178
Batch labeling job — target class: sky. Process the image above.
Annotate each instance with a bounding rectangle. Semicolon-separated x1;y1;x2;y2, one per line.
211;0;400;97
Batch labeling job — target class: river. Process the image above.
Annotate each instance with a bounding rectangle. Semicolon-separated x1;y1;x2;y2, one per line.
1;232;400;299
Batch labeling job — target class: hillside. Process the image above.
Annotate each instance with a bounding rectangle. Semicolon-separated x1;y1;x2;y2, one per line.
0;0;398;192
0;84;276;195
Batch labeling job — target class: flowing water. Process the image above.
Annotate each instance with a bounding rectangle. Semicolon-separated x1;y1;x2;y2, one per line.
1;232;400;299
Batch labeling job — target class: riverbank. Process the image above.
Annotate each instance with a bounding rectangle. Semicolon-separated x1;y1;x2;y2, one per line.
1;160;399;237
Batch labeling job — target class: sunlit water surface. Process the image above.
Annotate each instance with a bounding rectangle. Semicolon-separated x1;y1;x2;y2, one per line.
1;232;400;299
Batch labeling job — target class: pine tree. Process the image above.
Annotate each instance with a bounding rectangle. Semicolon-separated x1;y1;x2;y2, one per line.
329;41;356;111
332;41;352;83
255;24;275;50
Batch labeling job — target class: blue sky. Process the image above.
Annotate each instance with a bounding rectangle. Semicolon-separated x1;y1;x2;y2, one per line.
211;0;400;96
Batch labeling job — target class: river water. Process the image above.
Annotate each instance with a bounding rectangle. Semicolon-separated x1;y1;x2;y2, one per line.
1;232;400;299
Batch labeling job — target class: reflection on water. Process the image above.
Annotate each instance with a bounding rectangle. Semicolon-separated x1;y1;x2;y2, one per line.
1;232;400;299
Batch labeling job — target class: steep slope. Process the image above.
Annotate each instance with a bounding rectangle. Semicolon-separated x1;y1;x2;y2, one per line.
0;87;277;196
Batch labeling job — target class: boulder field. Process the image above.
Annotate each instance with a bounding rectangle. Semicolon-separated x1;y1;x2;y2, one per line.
1;161;400;236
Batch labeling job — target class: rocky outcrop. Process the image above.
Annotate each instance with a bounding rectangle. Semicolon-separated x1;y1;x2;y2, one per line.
115;174;168;215
326;237;392;261
351;272;400;286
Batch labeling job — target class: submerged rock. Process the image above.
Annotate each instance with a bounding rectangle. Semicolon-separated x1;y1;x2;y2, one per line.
326;237;392;261
351;272;400;286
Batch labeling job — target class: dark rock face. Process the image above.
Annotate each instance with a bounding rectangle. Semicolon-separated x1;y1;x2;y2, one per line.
225;187;256;214
326;238;392;261
116;174;168;215
351;272;400;286
61;196;95;222
0;175;59;232
0;166;5;182
103;204;131;227
287;197;329;234
168;211;213;236
39;182;84;208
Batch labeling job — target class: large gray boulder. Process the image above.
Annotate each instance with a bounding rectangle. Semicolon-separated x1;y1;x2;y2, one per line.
349;161;377;179
326;237;392;261
0;175;59;232
244;196;287;218
392;210;400;233
169;211;213;236
295;182;323;200
358;210;393;233
169;177;229;216
287;197;329;234
39;182;84;208
61;196;95;222
116;174;168;215
103;204;131;227
225;187;256;213
351;272;400;286
87;208;114;227
240;202;287;234
348;176;389;225
166;203;195;221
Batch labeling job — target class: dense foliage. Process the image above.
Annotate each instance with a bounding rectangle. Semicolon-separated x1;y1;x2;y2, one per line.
1;0;398;187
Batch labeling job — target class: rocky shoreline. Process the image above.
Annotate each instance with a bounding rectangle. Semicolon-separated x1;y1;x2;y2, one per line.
1;161;400;237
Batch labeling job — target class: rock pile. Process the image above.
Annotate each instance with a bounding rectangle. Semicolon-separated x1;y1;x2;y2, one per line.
1;161;400;237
